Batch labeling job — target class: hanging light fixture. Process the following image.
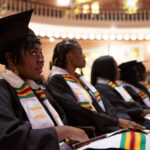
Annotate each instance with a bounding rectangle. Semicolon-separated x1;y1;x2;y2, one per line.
123;0;139;14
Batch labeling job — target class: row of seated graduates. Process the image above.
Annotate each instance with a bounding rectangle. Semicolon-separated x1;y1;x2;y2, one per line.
45;39;150;143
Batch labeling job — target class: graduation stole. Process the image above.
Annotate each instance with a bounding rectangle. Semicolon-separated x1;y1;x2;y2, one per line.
140;81;150;93
0;69;63;129
51;66;106;112
120;82;150;107
120;132;146;150
97;78;134;103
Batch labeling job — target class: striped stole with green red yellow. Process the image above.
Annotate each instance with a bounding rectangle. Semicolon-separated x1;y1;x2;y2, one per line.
63;74;102;111
108;81;135;103
16;83;46;101
120;132;146;150
139;91;148;100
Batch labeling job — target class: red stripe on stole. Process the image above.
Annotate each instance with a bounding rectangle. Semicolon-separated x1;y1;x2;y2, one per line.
17;87;32;95
130;132;135;150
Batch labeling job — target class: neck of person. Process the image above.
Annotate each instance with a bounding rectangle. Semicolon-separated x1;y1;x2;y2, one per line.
65;65;76;77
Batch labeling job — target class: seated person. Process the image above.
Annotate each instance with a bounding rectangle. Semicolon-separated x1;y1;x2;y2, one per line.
0;10;89;150
136;62;150;97
119;60;150;108
91;55;150;129
46;40;144;136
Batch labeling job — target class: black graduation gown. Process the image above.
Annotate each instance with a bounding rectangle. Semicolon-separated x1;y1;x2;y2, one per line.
123;84;149;109
46;74;119;136
95;83;150;129
0;79;67;150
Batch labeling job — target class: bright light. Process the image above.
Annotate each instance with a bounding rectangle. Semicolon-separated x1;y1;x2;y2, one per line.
89;34;95;40
39;31;46;37
145;35;150;40
68;33;74;39
75;33;81;39
54;32;60;38
96;34;102;40
61;33;67;39
131;34;137;40
124;34;130;40
57;0;70;6
82;34;88;40
110;34;116;40
47;32;53;38
102;34;108;40
49;37;55;42
137;34;144;40
117;34;123;40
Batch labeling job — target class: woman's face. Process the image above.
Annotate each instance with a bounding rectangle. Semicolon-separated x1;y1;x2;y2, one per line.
68;44;86;68
16;43;44;80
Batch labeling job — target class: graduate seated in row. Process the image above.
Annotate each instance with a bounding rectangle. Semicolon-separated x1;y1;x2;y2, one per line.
119;61;150;108
46;40;146;137
91;55;150;129
136;62;150;99
0;10;89;150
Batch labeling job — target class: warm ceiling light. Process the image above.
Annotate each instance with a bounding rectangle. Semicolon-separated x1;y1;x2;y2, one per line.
89;34;95;40
145;35;150;40
96;34;102;40
68;33;74;39
117;34;123;40
102;34;108;40
54;32;60;38
123;0;139;14
137;34;144;40
39;31;46;37
47;32;53;38
124;34;130;40
110;34;116;40
75;33;81;39
131;34;137;40
57;0;71;6
82;34;88;40
49;37;55;42
61;33;67;39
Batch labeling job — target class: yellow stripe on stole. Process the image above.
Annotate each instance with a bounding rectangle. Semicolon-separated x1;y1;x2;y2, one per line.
16;85;29;92
134;132;141;150
125;132;131;149
18;90;33;96
34;114;47;119
30;106;42;111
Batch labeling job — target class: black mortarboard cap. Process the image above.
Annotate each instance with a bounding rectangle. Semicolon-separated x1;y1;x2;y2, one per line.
118;60;137;71
0;9;34;64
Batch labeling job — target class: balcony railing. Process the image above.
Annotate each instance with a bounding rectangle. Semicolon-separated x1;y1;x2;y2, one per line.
1;0;150;21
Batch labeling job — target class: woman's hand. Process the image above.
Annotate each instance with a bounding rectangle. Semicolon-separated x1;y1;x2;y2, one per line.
54;125;89;142
140;109;150;118
118;118;145;130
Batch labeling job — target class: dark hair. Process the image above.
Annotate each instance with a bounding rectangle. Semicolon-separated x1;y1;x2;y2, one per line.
52;40;79;69
136;62;146;81
120;62;139;86
91;55;116;86
6;31;41;66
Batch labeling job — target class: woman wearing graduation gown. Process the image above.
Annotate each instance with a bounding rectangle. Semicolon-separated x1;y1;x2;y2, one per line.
0;10;89;150
91;55;150;129
136;62;150;99
46;40;145;137
119;61;150;108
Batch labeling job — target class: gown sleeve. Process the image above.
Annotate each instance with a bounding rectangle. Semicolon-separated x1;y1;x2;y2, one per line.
46;75;119;136
0;80;59;150
95;84;143;122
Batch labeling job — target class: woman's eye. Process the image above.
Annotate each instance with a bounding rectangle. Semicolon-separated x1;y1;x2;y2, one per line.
31;51;37;56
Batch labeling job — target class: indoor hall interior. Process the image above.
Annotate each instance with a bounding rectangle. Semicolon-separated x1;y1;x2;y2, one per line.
1;0;150;82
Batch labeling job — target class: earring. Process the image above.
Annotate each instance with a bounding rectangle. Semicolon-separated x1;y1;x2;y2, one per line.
8;60;19;75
